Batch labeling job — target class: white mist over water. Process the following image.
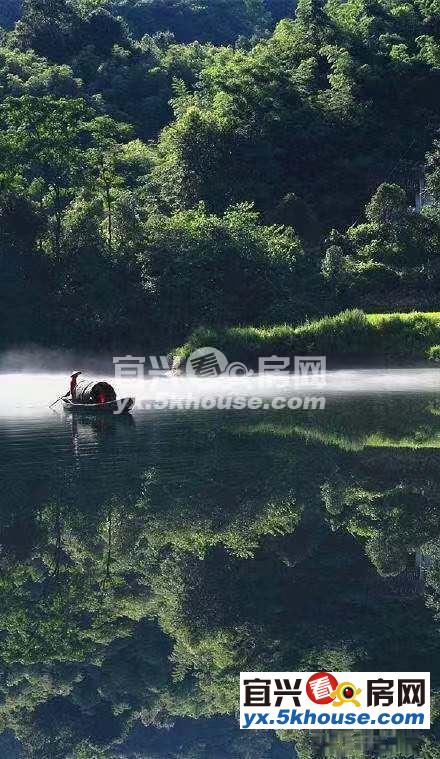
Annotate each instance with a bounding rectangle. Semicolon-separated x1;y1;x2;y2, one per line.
0;368;439;417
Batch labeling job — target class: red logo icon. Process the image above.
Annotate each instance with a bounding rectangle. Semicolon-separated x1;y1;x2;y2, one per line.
306;671;339;704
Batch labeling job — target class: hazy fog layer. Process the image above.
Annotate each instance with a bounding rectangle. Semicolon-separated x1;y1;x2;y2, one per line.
0;369;439;417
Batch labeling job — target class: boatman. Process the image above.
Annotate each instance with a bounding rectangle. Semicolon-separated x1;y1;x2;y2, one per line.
67;371;82;401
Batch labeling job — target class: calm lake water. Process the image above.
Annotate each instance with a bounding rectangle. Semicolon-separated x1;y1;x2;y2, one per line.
1;370;440;758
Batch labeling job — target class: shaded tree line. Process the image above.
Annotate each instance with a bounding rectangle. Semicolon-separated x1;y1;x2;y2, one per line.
2;0;440;351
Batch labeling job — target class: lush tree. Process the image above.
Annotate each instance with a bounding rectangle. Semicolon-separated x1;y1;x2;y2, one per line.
0;95;94;255
321;183;440;310
138;202;305;342
16;0;79;61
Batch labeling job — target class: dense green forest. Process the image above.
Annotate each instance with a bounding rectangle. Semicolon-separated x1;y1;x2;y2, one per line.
1;0;440;353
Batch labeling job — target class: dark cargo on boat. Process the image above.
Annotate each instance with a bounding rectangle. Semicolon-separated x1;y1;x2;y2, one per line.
74;379;117;404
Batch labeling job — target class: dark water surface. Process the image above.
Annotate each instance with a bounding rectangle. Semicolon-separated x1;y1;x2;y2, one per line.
1;371;440;758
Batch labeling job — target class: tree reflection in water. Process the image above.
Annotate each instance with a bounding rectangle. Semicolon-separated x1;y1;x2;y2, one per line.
0;395;439;757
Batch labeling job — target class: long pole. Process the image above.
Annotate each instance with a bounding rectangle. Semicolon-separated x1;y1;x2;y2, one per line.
49;395;67;409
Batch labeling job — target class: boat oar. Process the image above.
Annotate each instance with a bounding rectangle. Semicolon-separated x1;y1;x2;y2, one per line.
49;395;67;409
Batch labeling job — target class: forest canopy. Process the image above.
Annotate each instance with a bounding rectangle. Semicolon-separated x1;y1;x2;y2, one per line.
1;0;440;352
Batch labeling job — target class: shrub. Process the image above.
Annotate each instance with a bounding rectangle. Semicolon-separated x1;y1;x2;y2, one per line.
427;345;440;362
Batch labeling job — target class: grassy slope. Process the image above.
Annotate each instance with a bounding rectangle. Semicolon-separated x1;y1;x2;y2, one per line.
173;310;440;365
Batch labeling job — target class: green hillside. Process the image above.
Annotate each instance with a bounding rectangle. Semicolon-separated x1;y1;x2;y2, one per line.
1;0;440;354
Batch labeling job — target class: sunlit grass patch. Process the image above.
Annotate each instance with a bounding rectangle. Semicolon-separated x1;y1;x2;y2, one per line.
174;310;440;366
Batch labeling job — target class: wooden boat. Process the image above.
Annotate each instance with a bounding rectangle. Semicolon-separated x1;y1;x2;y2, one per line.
63;397;135;414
